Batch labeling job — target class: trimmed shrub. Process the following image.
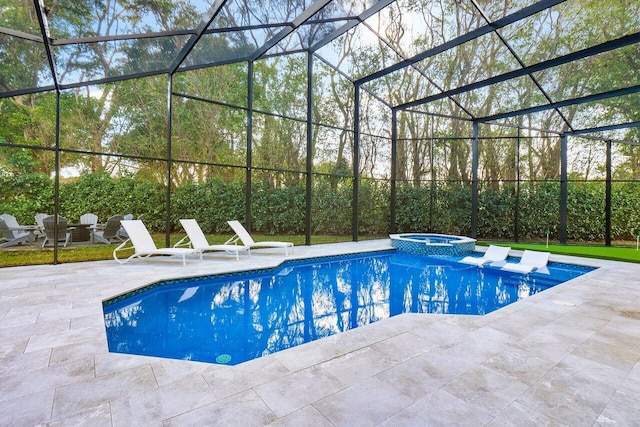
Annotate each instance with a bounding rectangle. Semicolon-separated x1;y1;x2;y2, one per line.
1;171;637;241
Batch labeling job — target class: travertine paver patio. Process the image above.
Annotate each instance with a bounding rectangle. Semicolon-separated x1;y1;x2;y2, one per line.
1;240;639;426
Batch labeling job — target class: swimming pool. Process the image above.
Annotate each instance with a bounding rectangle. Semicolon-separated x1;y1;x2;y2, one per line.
103;251;594;365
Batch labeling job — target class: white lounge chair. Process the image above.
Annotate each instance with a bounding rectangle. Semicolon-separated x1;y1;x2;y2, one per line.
175;219;250;260
116;214;142;240
459;245;511;266
501;250;550;274
113;220;202;266
227;220;294;256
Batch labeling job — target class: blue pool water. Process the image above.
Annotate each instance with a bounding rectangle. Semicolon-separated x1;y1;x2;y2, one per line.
103;251;594;365
405;235;450;243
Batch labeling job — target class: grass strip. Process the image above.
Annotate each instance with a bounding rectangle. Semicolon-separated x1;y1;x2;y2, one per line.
481;242;640;264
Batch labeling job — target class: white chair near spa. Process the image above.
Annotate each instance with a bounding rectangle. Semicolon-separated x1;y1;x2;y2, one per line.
501;250;550;274
459;245;511;267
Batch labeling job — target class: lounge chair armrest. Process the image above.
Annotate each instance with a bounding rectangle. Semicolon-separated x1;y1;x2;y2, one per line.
224;235;241;246
113;239;135;264
174;235;192;248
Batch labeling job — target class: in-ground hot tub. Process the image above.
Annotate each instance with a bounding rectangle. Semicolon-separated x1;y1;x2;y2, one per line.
389;233;476;256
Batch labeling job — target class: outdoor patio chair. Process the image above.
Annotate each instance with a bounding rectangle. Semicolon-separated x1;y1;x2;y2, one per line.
226;220;294;256
1;213;21;229
0;218;31;248
41;216;72;248
34;213;49;239
113;219;202;266
2;213;39;242
176;219;250;260
459;245;511;267
91;215;123;244
80;213;99;229
501;250;550;274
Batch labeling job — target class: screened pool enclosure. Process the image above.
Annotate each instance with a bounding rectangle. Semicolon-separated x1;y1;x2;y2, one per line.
1;0;640;261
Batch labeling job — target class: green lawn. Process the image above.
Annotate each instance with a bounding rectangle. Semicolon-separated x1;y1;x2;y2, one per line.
481;241;640;264
0;234;355;267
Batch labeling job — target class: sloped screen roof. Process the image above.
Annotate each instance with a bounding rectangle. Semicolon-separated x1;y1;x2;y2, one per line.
1;0;639;137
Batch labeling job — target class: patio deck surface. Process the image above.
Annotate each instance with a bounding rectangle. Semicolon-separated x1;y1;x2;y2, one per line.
1;240;639;426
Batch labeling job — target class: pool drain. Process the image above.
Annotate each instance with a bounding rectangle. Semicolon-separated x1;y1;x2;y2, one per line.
216;354;232;364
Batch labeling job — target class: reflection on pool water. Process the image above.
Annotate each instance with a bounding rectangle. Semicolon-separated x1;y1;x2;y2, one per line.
103;251;594;365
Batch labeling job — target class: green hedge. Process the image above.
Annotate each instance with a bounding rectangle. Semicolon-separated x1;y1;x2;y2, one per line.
1;172;639;240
